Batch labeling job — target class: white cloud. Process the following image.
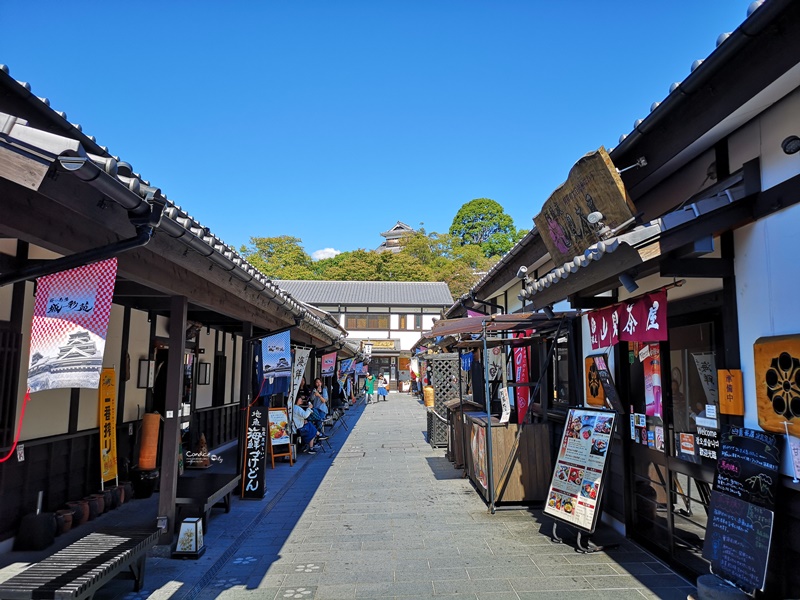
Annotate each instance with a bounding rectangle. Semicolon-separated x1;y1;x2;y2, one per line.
311;248;341;260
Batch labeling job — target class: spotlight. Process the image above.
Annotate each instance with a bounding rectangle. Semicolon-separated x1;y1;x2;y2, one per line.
516;266;528;279
543;306;556;320
619;273;639;293
782;135;800;155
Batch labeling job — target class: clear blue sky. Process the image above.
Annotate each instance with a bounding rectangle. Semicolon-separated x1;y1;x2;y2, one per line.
1;1;750;260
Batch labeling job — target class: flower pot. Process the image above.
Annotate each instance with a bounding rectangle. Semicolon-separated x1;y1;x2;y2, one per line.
67;500;89;526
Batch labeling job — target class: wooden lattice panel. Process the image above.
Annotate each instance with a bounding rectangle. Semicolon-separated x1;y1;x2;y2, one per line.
428;354;460;447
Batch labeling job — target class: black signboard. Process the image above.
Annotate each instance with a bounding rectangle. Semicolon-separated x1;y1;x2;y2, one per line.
713;426;780;510
703;425;782;594
241;406;267;499
704;491;773;594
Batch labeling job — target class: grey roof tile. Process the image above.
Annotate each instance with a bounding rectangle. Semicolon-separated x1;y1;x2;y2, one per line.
276;280;453;306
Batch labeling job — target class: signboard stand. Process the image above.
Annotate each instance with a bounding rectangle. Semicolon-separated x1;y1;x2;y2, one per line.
268;408;293;468
241;406;267;500
544;407;618;553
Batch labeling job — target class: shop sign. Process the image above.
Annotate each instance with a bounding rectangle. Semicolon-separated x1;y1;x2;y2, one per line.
588;291;667;351
718;369;744;415
98;367;117;483
533;147;635;267
696;426;720;461
754;334;800;436
321;351;337;376
514;331;531;421
364;340;396;349
545;408;615;533
241;407;267;499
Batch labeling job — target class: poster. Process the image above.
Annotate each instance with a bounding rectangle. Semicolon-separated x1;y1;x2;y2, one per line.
98;368;117;483
28;258;118;391
487;345;503;381
544;408;615;532
268;408;290;446
644;344;662;417
262;331;291;378
499;388;511;424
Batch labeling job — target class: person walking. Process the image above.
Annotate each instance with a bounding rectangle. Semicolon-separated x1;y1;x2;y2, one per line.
364;373;375;404
377;373;389;401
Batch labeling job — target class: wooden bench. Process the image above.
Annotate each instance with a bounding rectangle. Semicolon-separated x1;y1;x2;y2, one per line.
174;472;241;532
0;529;158;600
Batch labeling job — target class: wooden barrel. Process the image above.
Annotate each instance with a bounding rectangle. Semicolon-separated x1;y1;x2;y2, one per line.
138;413;161;470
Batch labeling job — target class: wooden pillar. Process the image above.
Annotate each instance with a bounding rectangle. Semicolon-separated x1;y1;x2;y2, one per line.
157;295;187;545
238;322;253;478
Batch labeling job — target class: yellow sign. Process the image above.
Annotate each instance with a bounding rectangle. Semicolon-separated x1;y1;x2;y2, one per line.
364;340;396;349
98;368;118;482
718;369;744;416
533;147;635;267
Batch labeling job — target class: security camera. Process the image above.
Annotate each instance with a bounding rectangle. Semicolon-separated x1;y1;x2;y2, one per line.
516;265;528;279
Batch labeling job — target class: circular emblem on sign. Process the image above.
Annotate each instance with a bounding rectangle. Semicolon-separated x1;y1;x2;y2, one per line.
765;352;800;418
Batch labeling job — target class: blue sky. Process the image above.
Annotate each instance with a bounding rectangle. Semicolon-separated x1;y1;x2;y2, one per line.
1;1;750;260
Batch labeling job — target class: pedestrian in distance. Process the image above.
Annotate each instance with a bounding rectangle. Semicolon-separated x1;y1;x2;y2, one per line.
364;373;375;404
377;373;389;401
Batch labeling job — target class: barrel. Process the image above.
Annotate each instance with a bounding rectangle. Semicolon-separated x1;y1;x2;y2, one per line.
423;385;435;408
138;413;161;470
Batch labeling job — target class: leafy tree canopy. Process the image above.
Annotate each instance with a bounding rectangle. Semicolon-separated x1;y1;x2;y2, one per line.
449;198;527;258
240;235;315;280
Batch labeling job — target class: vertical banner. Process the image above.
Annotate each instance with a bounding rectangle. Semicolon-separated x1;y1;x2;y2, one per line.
98;367;117;484
241;406;267;499
262;331;291;377
692;352;719;407
28;258;118;392
321;352;337;376
513;331;531;423
290;347;311;403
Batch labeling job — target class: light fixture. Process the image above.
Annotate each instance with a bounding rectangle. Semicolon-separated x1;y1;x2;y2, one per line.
619;273;639;293
543;306;556;320
172;517;205;559
198;362;211;385
137;359;155;388
781;135;800;155
516;266;528;279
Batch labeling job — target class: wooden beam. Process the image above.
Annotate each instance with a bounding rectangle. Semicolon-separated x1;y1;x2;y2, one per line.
659;258;733;278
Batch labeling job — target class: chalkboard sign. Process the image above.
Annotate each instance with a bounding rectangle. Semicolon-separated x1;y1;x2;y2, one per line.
704;491;773;594
703;425;782;594
713;426;780;510
544;407;615;533
241;406;267;499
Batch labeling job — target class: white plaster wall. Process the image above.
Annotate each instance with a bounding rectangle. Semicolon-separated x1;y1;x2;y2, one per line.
124;309;150;422
195;329;215;409
735;204;800;477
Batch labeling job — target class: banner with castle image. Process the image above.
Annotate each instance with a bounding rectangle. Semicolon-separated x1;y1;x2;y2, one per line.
27;258;118;392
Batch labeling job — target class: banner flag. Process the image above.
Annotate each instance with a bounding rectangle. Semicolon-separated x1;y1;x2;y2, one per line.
290;348;311;402
262;331;291;378
28;258;118;392
513;331;531;423
99;367;118;483
321;351;337;376
589;290;667;350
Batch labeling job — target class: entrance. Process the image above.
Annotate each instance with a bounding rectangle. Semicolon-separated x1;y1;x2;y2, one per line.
626;305;722;576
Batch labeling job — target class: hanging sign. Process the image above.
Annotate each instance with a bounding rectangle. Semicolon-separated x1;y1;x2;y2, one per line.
98;367;118;484
241;406;267;499
588;291;667;351
289;347;311;402
28;258;118;392
498;388;511;424
545;407;616;533
262;331;291;378
513;331;531;422
719;369;744;415
533;147;635;267
321;352;337;376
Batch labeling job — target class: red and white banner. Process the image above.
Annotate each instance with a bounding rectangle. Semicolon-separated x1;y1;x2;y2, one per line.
589;290;667;350
321;351;337;376
513;330;531;424
28;258;118;392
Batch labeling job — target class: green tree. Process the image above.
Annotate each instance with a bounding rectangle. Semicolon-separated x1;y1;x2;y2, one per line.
240;235;315;280
449;198;526;258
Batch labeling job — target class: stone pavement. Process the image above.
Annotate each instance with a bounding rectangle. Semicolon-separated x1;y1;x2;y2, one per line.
5;392;698;600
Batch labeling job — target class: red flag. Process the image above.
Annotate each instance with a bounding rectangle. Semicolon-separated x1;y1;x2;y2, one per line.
513;330;531;423
638;291;668;342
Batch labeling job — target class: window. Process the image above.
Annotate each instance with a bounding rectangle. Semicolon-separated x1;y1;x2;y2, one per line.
414;314;422;330
345;314;389;330
399;315;407;330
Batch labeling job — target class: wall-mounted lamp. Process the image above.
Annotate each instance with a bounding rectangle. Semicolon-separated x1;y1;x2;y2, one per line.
516;265;528;279
198;362;211;385
137;359;155;388
619;273;639;294
782;135;800;155
542;305;556;320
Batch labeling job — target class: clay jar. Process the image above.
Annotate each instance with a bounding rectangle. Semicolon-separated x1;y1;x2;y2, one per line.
67;500;89;526
83;495;102;520
120;481;134;502
55;509;73;535
98;489;113;512
110;485;124;508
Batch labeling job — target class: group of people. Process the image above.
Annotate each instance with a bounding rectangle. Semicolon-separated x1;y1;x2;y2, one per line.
363;372;389;403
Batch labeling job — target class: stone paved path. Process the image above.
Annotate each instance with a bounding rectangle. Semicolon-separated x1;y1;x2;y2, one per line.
72;393;696;599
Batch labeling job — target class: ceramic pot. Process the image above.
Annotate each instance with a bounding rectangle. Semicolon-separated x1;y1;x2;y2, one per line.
67;500;89;526
83;496;100;520
120;481;134;502
98;489;113;511
110;485;124;508
55;509;73;535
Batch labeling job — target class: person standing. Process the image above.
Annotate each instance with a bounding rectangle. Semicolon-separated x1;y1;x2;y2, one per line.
364;373;376;404
310;378;329;426
377;373;389;401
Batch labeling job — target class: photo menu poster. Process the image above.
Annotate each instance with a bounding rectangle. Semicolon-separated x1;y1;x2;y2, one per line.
544;408;615;533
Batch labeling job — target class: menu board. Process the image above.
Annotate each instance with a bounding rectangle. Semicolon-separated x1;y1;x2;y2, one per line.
544;408;615;533
703;425;781;594
269;408;291;446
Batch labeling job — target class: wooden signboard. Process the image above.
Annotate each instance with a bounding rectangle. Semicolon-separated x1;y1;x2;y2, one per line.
268;408;293;468
703;426;781;594
544;407;616;533
754;334;800;436
241;406;267;499
533;147;635;267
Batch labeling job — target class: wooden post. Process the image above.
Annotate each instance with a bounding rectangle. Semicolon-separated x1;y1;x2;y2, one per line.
157;295;187;545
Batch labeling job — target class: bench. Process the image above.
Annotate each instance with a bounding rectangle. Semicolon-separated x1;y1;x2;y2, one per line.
0;529;158;600
174;472;241;532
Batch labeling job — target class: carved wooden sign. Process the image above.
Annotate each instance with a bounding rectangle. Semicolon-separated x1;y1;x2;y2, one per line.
533;147;635;267
754;334;800;436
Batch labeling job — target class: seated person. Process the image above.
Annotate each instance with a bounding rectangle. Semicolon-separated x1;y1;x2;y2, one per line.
292;394;327;454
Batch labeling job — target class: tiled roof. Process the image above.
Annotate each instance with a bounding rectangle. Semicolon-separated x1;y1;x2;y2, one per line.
276;280;453;306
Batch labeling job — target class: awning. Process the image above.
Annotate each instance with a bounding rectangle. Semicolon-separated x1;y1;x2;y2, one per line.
425;312;573;339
